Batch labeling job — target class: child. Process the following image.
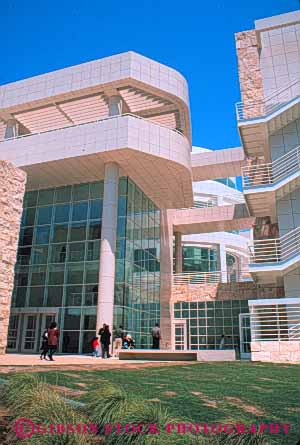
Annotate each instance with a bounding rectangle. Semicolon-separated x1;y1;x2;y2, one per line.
40;329;49;360
92;336;100;357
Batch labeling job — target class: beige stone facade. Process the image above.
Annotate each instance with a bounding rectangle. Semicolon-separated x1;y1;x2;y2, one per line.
0;161;26;354
251;341;300;362
172;282;284;303
235;30;264;118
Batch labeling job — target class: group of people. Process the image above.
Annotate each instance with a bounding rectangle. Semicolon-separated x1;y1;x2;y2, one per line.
91;323;161;358
39;321;161;360
91;324;137;359
40;322;60;361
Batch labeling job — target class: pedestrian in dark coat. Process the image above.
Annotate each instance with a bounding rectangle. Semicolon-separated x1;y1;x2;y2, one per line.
40;329;49;360
100;324;111;359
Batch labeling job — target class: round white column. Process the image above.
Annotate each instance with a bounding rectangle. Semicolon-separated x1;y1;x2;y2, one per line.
108;95;123;116
4;119;18;139
96;162;119;333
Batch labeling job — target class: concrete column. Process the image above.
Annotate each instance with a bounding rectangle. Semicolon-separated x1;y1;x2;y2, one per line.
96;162;119;334
218;243;228;283
108;95;123;117
174;232;183;274
4;119;18;139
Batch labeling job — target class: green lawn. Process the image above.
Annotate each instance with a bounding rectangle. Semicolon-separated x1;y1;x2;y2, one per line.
2;362;300;444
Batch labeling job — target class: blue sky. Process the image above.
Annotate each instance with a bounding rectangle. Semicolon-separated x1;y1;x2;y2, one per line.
1;0;299;149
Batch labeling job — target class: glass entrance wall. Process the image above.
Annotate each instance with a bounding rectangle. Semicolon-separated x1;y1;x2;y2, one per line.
114;178;160;349
10;178;160;353
173;300;249;351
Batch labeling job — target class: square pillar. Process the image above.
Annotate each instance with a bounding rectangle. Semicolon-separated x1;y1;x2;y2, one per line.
218;243;228;283
159;210;173;350
174;231;183;274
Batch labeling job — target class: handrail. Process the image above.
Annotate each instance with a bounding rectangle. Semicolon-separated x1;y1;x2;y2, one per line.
289;323;300;339
242;144;300;189
173;270;252;285
177;194;245;210
249;226;300;264
0;112;186;143
236;78;300;121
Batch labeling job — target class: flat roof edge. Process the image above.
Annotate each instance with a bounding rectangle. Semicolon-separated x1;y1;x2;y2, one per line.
255;10;300;32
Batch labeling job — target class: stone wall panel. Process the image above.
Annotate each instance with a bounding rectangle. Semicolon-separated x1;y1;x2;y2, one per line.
0;160;26;354
235;30;265;118
172;282;284;303
251;341;300;362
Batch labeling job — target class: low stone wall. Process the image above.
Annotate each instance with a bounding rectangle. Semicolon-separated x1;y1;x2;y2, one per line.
197;350;236;362
172;282;284;303
251;341;300;362
0;160;26;354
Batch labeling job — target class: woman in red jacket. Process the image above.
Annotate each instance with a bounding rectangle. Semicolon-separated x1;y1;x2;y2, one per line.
47;322;60;361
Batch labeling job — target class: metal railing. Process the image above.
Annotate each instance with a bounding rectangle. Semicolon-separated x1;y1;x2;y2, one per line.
249;300;300;341
249;227;300;265
173;269;252;285
289;323;300;339
242;145;300;189
173;271;221;284
0;112;186;143
193;199;216;208
177;194;245;211
236;78;300;121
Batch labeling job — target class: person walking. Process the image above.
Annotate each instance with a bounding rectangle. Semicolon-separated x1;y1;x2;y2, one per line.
47;322;60;361
151;323;161;349
40;329;49;360
113;325;124;357
100;324;111;359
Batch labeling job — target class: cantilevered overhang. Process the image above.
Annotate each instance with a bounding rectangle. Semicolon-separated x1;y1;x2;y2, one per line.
0;115;193;209
0;51;191;140
191;147;244;181
238;99;300;160
249;254;300;284
170;204;254;235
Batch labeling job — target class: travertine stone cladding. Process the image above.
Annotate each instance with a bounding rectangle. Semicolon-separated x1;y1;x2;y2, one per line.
235;30;264;118
172;282;284;302
251;341;300;362
0;161;26;354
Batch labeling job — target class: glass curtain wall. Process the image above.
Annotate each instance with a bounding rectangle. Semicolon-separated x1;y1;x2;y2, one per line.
114;178;160;349
174;300;249;351
175;246;218;273
11;178;160;353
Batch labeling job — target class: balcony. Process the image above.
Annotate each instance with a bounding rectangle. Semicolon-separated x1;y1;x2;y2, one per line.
236;79;300;123
171;270;283;302
236;79;300;159
242;145;300;215
173;270;252;285
0;113;193;209
249;227;300;280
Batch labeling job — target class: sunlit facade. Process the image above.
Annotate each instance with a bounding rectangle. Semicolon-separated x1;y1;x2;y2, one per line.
2;9;300;362
9;178;160;353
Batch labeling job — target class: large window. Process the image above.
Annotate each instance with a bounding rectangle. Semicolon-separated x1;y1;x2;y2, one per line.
180;246;218;273
174;300;249;350
12;179;160;352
